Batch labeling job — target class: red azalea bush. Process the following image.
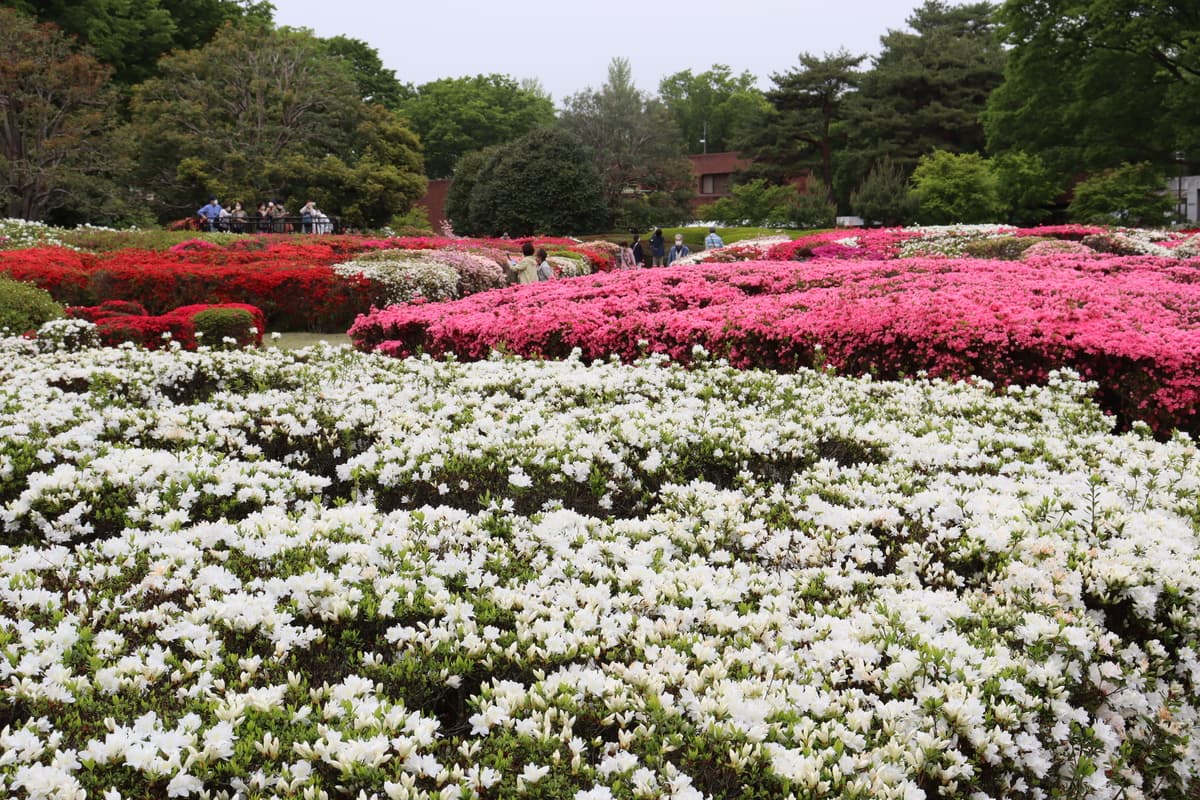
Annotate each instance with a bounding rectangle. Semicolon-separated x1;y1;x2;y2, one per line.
71;302;267;349
0;237;607;330
350;256;1200;436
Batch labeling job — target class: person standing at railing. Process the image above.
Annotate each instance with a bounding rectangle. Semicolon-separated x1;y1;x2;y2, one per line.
197;196;222;231
301;200;316;233
269;200;288;233
230;201;247;233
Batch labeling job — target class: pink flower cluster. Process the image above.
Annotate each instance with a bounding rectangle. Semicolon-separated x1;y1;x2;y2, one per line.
350;256;1200;436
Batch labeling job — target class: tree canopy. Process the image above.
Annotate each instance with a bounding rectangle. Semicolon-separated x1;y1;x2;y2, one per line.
985;0;1200;181
738;51;865;200
658;65;769;155
446;128;608;238
847;1;1005;170
397;75;555;179
0;8;120;221
128;24;424;226
559;58;694;220
0;0;273;87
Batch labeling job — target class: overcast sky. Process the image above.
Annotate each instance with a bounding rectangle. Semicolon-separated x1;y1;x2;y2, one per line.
271;0;931;103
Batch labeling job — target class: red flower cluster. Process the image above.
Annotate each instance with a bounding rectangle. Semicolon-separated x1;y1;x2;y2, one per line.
1;237;608;331
350;256;1200;436
68;300;267;350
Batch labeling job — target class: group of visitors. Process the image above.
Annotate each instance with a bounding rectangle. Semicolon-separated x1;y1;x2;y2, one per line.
507;242;555;284
196;196;333;233
617;225;724;269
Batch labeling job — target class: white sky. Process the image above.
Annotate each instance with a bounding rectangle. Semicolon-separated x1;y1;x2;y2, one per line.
270;0;930;103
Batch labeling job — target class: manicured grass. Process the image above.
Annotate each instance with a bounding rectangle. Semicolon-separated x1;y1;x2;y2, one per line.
267;331;352;350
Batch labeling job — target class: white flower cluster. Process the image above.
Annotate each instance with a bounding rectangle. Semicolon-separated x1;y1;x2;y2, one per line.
0;342;1197;798
333;250;464;305
0;219;72;250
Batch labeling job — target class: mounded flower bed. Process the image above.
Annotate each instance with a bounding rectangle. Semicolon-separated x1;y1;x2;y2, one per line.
349;253;1200;438
0;233;613;332
1;341;1197;798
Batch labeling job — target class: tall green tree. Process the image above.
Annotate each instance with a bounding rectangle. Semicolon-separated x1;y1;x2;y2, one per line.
0;0;273;87
397;75;555;179
658;65;769;155
1067;162;1175;226
990;150;1059;225
909;150;1003;224
447;128;608;238
559;58;693;219
128;24;424;226
0;8;122;221
737;51;865;200
847;2;1005;172
985;0;1200;181
320;35;412;110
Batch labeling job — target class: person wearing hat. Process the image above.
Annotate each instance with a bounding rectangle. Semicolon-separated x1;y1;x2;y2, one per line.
665;233;690;266
197;196;222;231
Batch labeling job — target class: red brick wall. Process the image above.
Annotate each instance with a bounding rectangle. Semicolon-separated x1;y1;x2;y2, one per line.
418;179;451;231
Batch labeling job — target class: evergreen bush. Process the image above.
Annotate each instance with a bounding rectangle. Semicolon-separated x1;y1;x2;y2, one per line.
851;156;918;226
0;275;65;334
191;307;258;349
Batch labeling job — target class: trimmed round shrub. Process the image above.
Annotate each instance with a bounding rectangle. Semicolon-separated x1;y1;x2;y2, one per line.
192;307;258;349
1080;232;1160;256
1020;239;1094;260
963;236;1049;260
0;275;65;334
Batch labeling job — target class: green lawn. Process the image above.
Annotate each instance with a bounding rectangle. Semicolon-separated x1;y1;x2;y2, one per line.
266;331;352;350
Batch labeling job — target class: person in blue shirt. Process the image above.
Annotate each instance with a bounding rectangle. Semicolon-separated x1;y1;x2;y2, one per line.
704;226;724;249
197;196;222;231
666;233;690;266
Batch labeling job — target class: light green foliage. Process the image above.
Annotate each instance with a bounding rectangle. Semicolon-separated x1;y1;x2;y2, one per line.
0;276;65;334
1067;162;1176;226
910;150;1004;224
698;179;832;228
851;155;918;226
990;150;1061;225
658;64;770;155
397;74;555;179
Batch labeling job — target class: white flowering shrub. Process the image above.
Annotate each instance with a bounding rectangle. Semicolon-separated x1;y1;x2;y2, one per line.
0;218;70;250
334;250;462;305
548;254;591;278
33;318;100;353
0;341;1196;798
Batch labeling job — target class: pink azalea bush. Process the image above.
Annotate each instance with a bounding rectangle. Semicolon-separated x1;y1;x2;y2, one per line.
350;255;1200;436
